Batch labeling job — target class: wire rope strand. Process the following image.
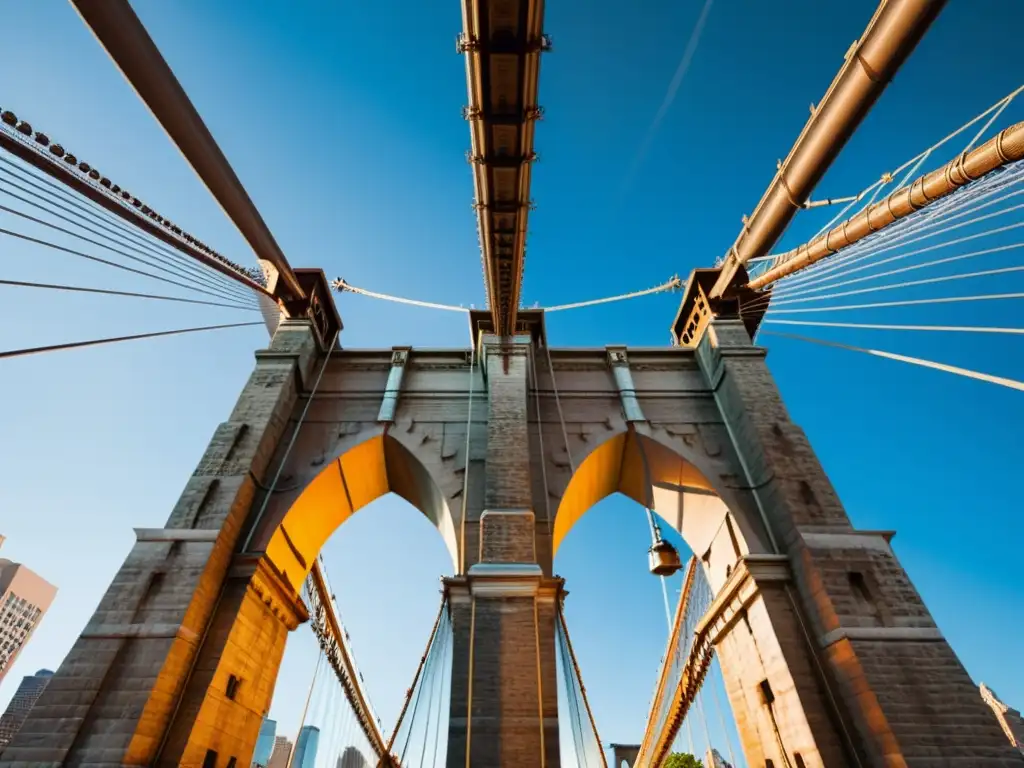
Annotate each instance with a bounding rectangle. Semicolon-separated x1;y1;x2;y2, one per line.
762;318;1024;335
0;277;256;311
764;291;1024;315
0;156;256;296
761;330;1024;392
774;181;1024;293
0;320;263;361
772;168;1024;290
0;225;256;303
0;198;254;304
0;163;255;300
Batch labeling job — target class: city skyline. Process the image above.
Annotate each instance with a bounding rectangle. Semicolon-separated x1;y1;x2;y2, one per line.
0;536;56;688
0;668;52;750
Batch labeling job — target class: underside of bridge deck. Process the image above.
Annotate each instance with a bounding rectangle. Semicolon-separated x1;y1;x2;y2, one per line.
461;0;546;337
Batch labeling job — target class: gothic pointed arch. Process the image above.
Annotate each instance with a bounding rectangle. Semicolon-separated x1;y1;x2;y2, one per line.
263;432;459;592
553;429;770;588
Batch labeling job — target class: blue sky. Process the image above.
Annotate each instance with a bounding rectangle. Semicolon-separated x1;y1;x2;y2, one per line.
1;0;1022;762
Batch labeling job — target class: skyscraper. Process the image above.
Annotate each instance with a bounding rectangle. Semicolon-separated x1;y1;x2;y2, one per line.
0;538;57;685
252;717;278;767
0;669;53;748
292;725;320;768
267;736;292;768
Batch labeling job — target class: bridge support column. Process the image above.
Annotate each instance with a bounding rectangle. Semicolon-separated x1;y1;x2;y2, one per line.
0;319;323;767
696;317;1020;767
445;331;562;768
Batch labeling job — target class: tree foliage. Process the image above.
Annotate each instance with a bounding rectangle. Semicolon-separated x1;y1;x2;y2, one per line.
663;753;703;768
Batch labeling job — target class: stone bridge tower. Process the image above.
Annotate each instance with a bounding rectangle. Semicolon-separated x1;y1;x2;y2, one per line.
2;269;1020;767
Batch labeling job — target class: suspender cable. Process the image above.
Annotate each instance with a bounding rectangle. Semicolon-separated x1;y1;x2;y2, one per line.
431;609;451;768
545;342;574;474
0;320;262;360
399;610;445;765
529;346;553;538
286;651;325;768
762;330;1024;392
384;597;447;762
710;659;740;768
459;345;477;575
557;603;608;768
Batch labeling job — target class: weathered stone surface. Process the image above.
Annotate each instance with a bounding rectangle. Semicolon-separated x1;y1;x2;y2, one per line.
5;313;1016;768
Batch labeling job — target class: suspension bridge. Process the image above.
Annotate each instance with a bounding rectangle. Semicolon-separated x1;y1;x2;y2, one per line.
0;0;1022;766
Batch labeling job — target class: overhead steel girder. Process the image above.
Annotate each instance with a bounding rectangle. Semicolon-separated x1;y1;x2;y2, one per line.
70;0;306;304
461;0;546;337
710;0;948;298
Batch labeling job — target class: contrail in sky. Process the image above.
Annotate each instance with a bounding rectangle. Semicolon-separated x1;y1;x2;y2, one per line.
621;0;716;193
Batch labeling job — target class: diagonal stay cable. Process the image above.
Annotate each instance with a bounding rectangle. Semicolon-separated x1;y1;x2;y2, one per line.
0;159;254;300
0;154;254;295
776;241;1024;300
761;330;1024;392
763;291;1024;315
0;226;254;302
0;278;256;311
773;167;1024;291
774;183;1024;294
0;321;262;360
775;207;1024;297
762;318;1024;335
773;265;1024;306
773;174;1024;293
0;197;254;304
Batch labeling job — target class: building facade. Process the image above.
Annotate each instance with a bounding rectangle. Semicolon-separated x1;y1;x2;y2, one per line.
267;736;292;768
0;669;53;749
0;537;57;685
